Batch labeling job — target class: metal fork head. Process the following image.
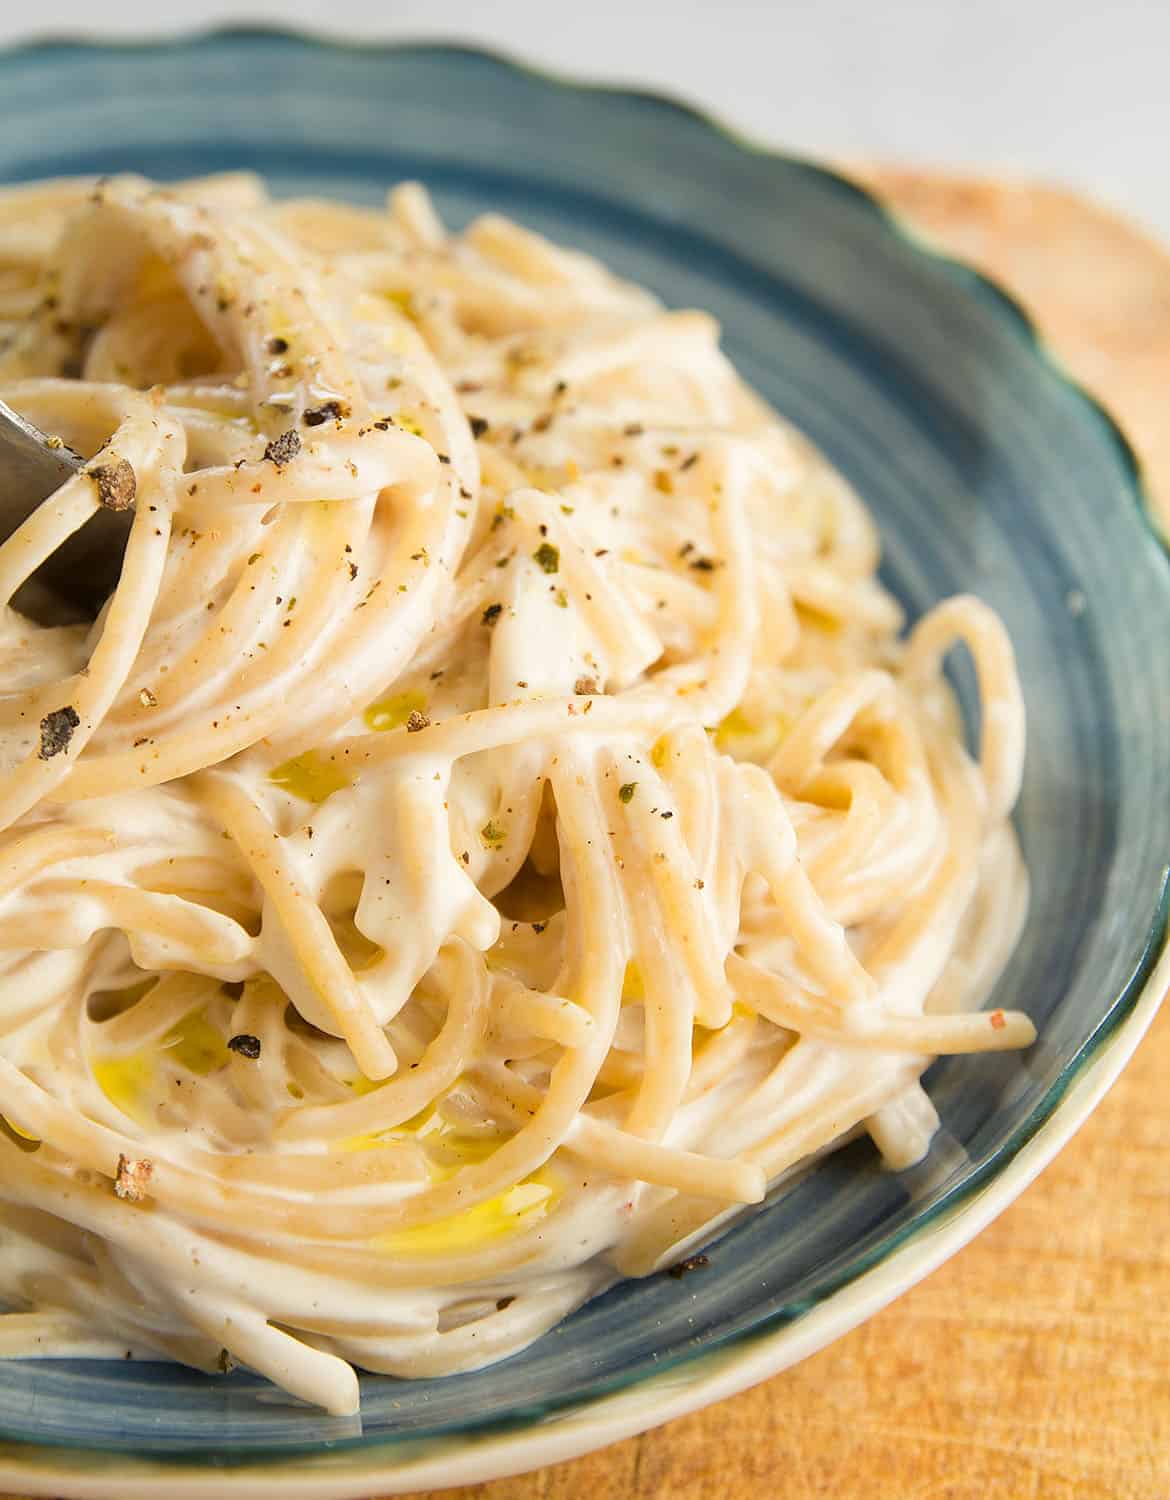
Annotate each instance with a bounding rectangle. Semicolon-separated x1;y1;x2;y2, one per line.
0;397;134;624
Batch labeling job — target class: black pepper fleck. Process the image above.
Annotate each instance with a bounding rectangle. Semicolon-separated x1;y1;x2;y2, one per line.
262;429;301;467
38;705;80;760
303;399;347;427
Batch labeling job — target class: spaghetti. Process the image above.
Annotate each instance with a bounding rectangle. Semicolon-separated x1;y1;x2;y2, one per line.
0;174;1030;1414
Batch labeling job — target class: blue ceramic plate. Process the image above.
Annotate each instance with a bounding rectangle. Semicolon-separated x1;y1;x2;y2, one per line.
0;30;1167;1500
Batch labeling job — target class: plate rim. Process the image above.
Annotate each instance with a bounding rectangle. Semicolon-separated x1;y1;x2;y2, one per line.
0;27;1166;1497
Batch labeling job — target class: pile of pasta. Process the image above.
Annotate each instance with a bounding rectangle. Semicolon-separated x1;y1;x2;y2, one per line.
0;174;1030;1414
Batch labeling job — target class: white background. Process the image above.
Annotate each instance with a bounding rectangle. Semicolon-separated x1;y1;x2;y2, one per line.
2;1;1169;242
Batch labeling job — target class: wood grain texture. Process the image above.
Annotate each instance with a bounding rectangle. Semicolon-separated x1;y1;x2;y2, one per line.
397;171;1170;1500
4;169;1168;1500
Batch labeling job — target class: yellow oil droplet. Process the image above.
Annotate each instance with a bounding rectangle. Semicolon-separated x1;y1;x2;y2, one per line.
794;601;842;635
519;466;556;492
713;707;788;762
0;1115;40;1150
135;252;178;301
521;462;580;493
384;288;418;322
337;1092;503;1166
650;736;670;769
622;960;645;1004
93;1052;155;1126
269;750;350;804
375;1175;556;1255
363;690;427;732
94;1007;229;1122
339;1130;385;1153
160;1009;228;1076
713;707;751;747
395;412;424;438
426;1130;503;1170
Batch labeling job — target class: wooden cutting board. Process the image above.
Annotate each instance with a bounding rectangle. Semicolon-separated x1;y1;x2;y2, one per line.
4;169;1168;1500
399;171;1170;1500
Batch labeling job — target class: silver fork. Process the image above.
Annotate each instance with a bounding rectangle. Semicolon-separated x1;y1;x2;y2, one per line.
0;397;134;623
